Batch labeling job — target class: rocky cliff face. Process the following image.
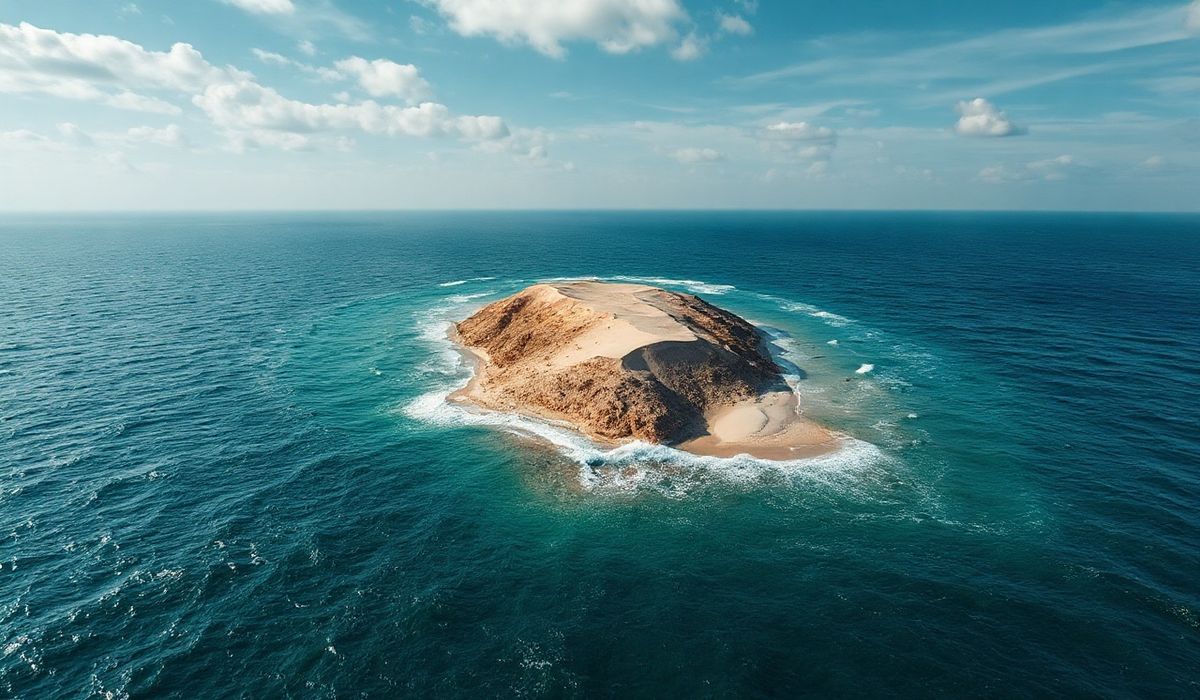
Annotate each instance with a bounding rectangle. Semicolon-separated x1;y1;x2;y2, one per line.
454;282;783;445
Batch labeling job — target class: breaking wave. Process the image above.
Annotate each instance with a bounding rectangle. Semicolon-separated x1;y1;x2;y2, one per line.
438;276;497;288
607;276;737;296
538;276;736;296
403;385;892;496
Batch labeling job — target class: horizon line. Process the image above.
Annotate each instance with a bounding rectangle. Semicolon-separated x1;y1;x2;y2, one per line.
1;208;1198;216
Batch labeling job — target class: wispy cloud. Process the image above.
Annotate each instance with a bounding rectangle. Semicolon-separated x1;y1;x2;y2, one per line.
670;146;724;164
221;0;372;41
220;0;295;16
726;3;1196;104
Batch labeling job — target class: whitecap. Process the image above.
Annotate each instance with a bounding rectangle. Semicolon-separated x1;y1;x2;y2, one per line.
759;294;854;327
608;276;736;295
153;568;183;581
439;276;494;288
812;310;851;326
3;636;26;656
448;291;494;304
856;363;875;374
539;276;736;296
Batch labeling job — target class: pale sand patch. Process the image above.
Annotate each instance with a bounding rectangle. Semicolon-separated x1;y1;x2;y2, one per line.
679;390;840;460
712;402;770;439
532;283;697;369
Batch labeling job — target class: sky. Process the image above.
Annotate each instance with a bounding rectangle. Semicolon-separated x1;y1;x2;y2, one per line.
0;0;1198;211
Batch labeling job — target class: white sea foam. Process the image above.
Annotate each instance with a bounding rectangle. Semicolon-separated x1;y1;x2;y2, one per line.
448;291;494;304
757;294;854;328
856;363;875;374
403;385;891;494
765;335;808;394
827;339;839;346
538;276;736;296
153;568;184;581
608;276;737;295
412;308;461;376
438;276;496;288
812;310;851;326
411;291;497;376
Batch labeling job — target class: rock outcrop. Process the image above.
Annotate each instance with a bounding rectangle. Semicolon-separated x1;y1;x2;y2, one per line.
455;282;780;444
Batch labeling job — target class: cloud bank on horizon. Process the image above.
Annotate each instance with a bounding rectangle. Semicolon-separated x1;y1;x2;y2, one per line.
0;0;1197;211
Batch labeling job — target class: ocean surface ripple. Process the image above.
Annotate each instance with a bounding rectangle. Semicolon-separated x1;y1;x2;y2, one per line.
2;212;1198;697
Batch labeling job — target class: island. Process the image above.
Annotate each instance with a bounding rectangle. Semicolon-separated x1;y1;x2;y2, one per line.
449;281;839;460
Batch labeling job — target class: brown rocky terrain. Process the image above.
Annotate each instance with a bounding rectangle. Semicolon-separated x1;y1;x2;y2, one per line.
450;281;838;459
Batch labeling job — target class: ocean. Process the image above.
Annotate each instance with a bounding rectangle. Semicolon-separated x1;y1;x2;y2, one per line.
2;211;1198;697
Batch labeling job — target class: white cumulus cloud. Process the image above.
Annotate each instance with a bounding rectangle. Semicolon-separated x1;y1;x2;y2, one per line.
1;21;514;153
334;57;431;103
420;0;688;58
955;97;1024;137
0;21;222;113
220;0;296;15
474;126;574;171
193;77;507;149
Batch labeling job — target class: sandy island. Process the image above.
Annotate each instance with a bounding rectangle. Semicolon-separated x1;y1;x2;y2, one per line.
448;281;840;460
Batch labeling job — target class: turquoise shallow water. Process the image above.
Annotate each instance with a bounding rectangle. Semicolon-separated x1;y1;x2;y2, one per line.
2;212;1198;697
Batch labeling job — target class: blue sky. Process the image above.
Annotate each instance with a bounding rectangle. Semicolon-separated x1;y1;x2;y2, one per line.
1;0;1197;210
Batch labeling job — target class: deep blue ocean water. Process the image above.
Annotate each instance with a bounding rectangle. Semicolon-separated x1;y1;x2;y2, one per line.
2;211;1198;697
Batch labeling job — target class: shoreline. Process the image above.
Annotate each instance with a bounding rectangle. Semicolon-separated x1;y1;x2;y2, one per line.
445;302;844;462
